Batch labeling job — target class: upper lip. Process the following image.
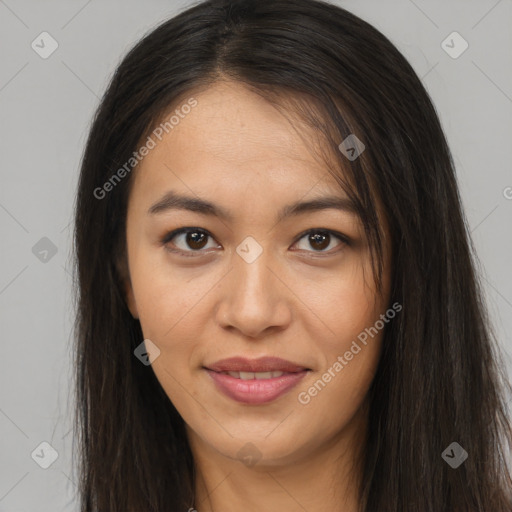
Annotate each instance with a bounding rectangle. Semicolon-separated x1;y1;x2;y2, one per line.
205;356;310;373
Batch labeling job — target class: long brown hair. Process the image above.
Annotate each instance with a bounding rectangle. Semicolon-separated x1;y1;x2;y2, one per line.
73;0;512;510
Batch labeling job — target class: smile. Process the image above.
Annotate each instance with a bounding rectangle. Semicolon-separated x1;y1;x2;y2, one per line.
221;370;285;379
205;368;309;404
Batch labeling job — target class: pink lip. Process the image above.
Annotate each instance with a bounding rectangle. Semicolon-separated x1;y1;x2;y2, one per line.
206;356;309;373
205;369;309;404
204;357;311;404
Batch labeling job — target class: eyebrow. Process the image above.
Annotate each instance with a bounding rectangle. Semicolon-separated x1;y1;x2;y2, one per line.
148;190;358;223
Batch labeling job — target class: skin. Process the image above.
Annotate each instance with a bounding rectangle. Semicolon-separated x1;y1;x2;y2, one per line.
123;80;392;512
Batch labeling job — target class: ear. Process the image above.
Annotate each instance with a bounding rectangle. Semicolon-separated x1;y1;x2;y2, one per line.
116;250;139;319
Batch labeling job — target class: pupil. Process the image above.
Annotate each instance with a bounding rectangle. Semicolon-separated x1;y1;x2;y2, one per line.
187;231;207;249
310;232;329;250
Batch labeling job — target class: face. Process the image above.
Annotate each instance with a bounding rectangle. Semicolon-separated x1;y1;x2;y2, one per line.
123;80;392;467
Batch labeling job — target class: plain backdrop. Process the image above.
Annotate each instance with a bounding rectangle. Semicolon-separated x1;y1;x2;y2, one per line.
0;0;511;510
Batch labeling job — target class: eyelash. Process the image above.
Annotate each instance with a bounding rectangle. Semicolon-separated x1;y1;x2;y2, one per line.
161;227;350;258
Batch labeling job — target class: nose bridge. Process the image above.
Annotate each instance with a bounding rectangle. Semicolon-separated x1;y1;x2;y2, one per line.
232;236;275;307
217;236;290;337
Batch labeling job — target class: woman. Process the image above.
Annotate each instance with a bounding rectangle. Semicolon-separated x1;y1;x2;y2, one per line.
73;0;512;510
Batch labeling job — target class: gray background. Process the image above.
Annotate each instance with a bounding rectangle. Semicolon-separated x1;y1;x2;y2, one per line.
0;0;511;510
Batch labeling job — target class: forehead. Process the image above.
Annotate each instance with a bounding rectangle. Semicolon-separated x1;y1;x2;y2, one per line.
131;80;345;196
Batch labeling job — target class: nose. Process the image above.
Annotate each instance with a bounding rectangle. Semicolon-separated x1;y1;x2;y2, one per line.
215;244;292;339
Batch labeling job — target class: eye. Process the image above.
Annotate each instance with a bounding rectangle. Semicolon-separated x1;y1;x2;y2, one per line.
292;229;348;254
161;227;349;257
162;227;219;257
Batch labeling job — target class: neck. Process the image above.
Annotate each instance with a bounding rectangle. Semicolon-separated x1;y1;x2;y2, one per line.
188;403;368;512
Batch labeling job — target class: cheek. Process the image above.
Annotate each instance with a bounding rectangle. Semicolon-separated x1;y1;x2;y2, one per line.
296;264;385;414
304;257;383;348
295;323;384;442
127;259;206;402
134;282;203;380
128;244;218;341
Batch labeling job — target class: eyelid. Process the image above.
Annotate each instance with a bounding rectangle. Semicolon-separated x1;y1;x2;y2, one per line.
161;227;349;256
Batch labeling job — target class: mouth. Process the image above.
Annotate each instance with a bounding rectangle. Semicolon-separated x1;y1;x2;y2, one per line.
205;356;311;374
214;370;289;380
203;356;311;404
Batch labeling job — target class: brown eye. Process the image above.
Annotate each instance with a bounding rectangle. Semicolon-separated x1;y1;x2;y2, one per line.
293;229;346;253
162;227;219;255
309;232;330;250
185;231;208;250
162;227;347;257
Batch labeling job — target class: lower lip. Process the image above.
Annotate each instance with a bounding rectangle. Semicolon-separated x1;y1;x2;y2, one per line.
205;369;309;404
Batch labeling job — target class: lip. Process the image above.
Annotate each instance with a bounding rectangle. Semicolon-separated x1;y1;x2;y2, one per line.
204;357;311;404
205;356;309;373
205;369;309;404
